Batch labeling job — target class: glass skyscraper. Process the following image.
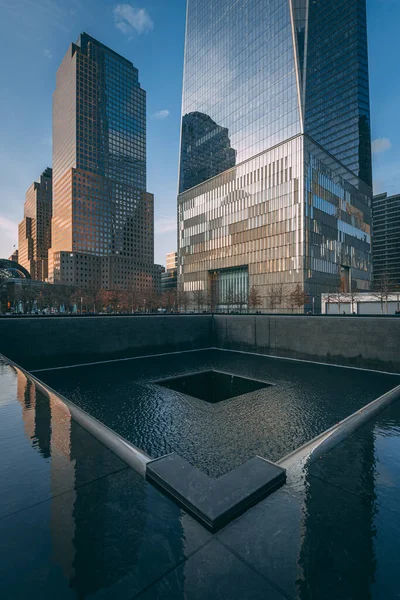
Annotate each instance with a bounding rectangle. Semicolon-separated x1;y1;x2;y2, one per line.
18;168;52;281
178;0;372;310
49;33;158;291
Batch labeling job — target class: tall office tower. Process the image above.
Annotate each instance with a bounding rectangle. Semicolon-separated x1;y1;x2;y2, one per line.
178;1;372;311
18;168;52;281
372;192;400;288
49;33;158;291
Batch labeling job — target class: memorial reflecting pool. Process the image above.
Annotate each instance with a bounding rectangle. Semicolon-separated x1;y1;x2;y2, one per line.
1;354;400;599
37;349;399;477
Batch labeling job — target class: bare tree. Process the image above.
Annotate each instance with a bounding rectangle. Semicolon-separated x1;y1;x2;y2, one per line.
71;286;95;314
162;289;177;312
177;290;190;313
14;285;36;313
347;286;360;315
372;273;393;315
206;286;217;313
84;284;104;313
36;285;54;312
266;284;284;312
125;284;140;314
192;289;205;313
149;291;162;312
289;284;310;313
324;280;349;315
224;285;236;313
104;287;125;313
234;289;248;314
139;290;160;313
248;285;262;313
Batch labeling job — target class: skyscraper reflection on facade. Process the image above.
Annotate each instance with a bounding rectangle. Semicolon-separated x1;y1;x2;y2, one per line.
178;0;372;310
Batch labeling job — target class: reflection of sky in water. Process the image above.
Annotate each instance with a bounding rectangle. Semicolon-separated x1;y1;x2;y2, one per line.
40;350;400;477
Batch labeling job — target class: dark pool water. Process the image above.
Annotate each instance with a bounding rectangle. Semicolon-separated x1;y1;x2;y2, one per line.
38;350;400;477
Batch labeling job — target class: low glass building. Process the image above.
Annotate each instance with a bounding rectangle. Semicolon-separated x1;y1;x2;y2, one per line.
177;0;372;311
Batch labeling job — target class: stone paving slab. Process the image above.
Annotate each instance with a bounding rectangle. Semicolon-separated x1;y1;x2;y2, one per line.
147;453;286;532
135;540;288;600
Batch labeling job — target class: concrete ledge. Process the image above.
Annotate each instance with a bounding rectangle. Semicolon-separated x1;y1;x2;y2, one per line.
146;453;286;532
279;383;400;473
0;353;151;477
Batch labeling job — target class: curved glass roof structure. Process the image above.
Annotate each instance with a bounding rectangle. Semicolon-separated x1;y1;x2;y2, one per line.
0;259;31;280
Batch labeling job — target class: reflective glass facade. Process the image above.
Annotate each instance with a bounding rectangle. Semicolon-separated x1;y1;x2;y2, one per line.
50;33;157;290
372;193;400;288
304;0;372;187
179;0;300;193
179;136;371;309
178;0;372;309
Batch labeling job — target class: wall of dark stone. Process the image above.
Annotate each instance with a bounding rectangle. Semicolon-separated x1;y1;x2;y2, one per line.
1;314;398;373
213;315;400;372
0;315;213;370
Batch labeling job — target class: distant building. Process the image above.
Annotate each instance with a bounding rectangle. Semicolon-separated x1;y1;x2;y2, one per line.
372;192;400;289
178;0;372;312
8;249;18;263
161;252;177;293
166;251;177;272
18;168;52;281
49;33;159;291
322;292;400;315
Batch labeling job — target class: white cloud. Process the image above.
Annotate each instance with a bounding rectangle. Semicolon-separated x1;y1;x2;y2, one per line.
44;48;53;59
113;5;154;36
153;109;170;120
155;217;176;235
372;138;391;154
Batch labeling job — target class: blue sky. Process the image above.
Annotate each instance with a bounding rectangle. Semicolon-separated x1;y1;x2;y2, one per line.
0;0;399;265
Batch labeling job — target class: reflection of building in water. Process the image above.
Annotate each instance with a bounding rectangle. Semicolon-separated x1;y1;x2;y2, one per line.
14;368;187;597
68;423;142;597
16;373;76;579
179;112;236;193
297;433;376;598
16;371;36;441
178;0;372;311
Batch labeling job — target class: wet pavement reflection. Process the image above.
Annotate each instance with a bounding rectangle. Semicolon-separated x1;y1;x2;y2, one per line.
1;356;400;599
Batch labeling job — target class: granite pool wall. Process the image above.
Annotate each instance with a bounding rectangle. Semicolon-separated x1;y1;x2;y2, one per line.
0;314;399;372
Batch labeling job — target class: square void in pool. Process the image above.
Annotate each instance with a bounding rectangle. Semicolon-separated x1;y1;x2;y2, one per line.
155;370;272;403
